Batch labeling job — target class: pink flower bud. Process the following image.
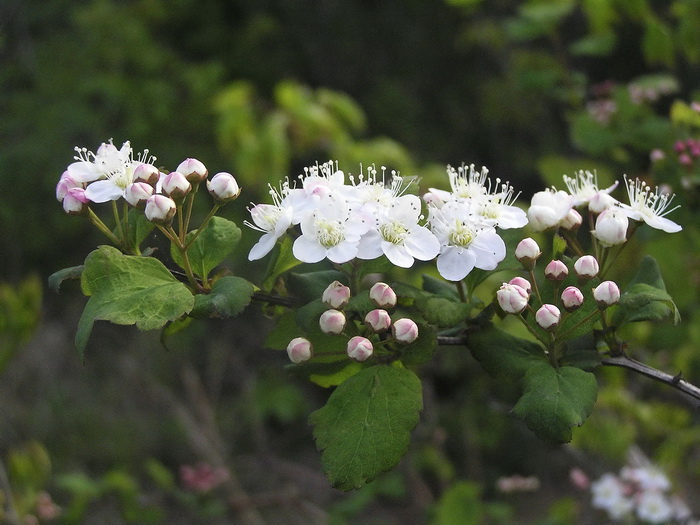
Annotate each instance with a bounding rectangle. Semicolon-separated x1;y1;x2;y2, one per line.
207;172;240;202
422;191;445;208
560;208;582;231
62;187;89;215
535;304;561;331
573;255;599;280
592;208;628;247
496;283;530;314
133;163;161;186
544;260;568;281
56;171;81;202
365;309;392;333
286;337;313;363
508;276;532;293
515;238;541;270
145;194;177;224
161;171;192;200
124;182;154;208
347;336;373;361
176;158;208;183
561;286;584;312
392;318;419;344
322;281;351;309
369;282;397;309
593;280;620;308
319;309;346;335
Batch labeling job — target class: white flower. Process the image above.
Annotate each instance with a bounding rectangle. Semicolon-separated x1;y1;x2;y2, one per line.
428;201;506;281
620;176;682;233
245;184;295;261
563;170;619;208
68;140;156;203
591;474;633;519
428;164;491;202
292;193;367;264
636;490;673;523
356;194;440;268
526;189;574;231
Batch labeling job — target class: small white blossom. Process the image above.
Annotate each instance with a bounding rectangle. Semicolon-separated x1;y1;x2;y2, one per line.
527;189;574;231
620;176;682;233
563;170;619;208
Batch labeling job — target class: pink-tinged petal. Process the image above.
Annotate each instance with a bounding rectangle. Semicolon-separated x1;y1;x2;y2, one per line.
404;227;440;260
85;180;123;203
382;243;414;268
437;247;476;281
327;242;358;264
248;234;277;261
293;236;327;263
471;232;506;270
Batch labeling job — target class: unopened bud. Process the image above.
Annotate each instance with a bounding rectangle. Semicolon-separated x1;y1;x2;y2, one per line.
124;182;154;208
544;260;568;281
319;309;346;335
322;281;351;309
56;171;81;202
133;163;161;186
207;172;240;202
515;238;541;270
497;283;529;314
369;282;397;309
347;336;373;361
560;208;582;231
535;304;561;331
63;187;89;215
593;281;620;308
176;158;208;184
422;191;445;208
161;171;192;200
588;192;617;214
508;276;532;293
365;309;392;333
592;208;628;247
392;318;419;344
145;194;177;224
574;255;599;280
561;286;584;312
286;337;313;363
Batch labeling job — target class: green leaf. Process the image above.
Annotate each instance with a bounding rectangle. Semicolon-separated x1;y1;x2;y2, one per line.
76;246;194;358
125;208;155;251
422;274;459;299
310;365;423;490
171;216;241;280
190;276;255;319
290;355;364;388
432;481;483;525
261;236;303;291
48;265;84;293
610;256;680;326
416;296;471;328
512;363;597;442
468;324;547;382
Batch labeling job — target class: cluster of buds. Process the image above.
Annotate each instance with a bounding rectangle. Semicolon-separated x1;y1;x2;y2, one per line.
497;238;620;333
674;137;700;168
285;281;419;364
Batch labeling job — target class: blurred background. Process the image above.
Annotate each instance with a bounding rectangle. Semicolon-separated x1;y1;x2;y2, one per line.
2;0;700;523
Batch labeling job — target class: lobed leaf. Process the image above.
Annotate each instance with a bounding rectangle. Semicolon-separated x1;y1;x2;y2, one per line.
171;216;241;280
310;365;423;490
76;246;194;358
190;276;255;319
512;362;597;442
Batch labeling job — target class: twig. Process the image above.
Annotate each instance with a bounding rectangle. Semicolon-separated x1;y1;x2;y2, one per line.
436;334;700;402
600;355;700;402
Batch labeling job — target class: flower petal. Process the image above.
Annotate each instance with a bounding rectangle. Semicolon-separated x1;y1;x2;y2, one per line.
437;247;476;281
85;180;124;203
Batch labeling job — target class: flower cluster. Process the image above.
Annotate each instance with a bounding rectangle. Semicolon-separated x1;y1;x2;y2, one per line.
57;139;240;222
285;281;419;364
588;465;692;523
247;161;527;282
527;169;682;240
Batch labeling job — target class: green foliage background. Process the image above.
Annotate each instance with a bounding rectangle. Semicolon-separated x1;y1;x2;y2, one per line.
2;0;700;522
